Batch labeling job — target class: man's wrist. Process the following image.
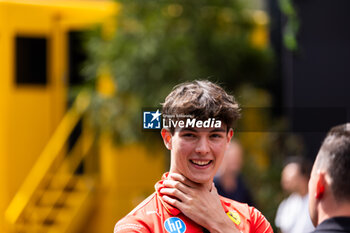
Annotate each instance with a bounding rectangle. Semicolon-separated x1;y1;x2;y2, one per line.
207;213;239;233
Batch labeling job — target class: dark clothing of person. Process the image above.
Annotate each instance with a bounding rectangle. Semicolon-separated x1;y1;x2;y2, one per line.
310;217;350;233
214;174;255;207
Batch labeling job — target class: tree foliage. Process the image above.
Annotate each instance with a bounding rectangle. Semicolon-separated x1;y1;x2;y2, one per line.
83;0;273;144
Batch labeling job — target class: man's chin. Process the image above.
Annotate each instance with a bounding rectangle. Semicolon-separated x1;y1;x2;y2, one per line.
187;175;212;185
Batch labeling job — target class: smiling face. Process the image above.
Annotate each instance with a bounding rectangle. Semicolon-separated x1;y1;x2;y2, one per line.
162;126;233;187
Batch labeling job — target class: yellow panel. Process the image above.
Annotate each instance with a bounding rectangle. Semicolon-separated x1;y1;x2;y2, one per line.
0;6;11;232
6;3;52;33
90;138;166;233
0;0;119;32
50;13;67;128
114;144;166;189
7;88;53;202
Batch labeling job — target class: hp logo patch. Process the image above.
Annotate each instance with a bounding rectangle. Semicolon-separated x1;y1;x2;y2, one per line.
143;109;161;129
164;217;186;233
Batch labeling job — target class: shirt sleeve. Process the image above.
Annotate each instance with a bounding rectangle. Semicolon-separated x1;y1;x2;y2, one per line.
248;206;273;233
114;216;151;233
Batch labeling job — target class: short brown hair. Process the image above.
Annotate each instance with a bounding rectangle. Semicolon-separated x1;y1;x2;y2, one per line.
161;80;240;133
316;123;350;202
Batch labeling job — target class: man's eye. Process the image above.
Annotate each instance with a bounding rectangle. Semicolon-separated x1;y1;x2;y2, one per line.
210;134;222;138
183;133;196;138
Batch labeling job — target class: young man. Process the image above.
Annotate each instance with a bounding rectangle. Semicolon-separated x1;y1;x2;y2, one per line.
114;80;273;233
308;123;350;233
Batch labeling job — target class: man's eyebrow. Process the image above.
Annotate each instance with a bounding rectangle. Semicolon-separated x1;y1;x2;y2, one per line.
178;128;226;133
179;128;197;132
210;128;226;133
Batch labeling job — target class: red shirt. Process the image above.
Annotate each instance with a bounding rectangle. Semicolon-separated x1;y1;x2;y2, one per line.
115;173;273;233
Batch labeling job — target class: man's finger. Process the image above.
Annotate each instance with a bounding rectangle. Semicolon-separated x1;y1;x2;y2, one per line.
160;188;187;202
162;195;183;210
163;179;190;194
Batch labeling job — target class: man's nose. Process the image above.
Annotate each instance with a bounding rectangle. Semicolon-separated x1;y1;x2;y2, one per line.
195;137;210;155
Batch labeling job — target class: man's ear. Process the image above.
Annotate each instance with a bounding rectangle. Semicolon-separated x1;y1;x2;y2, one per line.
315;172;326;199
161;128;172;150
227;128;234;143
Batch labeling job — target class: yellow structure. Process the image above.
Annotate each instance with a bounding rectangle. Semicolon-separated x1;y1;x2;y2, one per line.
84;138;166;233
0;1;166;232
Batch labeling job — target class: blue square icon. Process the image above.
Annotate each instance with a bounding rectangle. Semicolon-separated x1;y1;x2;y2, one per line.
143;110;161;129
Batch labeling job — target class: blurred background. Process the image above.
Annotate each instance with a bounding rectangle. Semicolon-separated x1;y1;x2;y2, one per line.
1;0;349;232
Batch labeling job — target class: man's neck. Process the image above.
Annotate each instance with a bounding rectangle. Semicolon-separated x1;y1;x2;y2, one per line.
297;185;308;196
318;201;350;225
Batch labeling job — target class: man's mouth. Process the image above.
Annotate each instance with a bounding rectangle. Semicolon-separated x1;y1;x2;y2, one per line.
190;160;212;166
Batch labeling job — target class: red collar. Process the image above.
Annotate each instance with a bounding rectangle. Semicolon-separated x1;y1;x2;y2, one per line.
155;173;230;216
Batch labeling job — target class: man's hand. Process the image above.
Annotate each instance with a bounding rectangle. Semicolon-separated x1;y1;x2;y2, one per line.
160;173;240;233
